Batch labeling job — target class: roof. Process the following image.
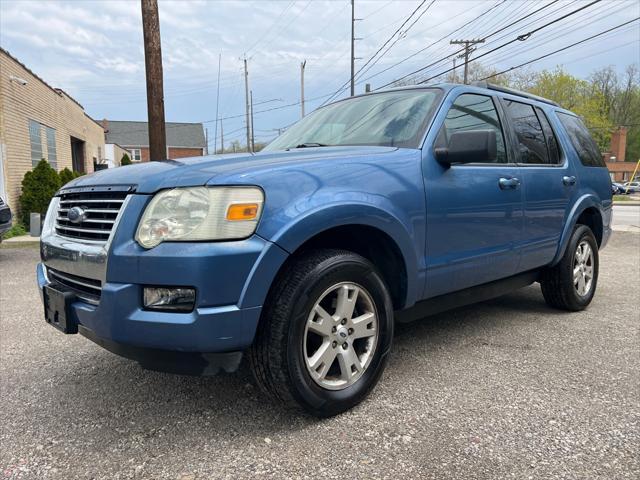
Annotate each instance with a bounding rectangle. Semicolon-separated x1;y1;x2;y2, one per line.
104;121;206;148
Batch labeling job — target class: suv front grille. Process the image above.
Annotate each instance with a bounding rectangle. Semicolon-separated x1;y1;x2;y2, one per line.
56;191;127;242
48;268;102;304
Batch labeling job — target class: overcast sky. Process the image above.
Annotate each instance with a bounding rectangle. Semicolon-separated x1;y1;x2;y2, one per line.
1;0;638;149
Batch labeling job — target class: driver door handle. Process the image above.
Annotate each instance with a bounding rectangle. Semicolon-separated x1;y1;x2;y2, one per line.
499;177;521;190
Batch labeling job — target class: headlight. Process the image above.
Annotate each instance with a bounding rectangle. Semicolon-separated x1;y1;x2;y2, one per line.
135;186;263;248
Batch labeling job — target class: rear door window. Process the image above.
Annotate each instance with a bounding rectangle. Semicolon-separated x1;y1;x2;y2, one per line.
503;100;549;164
535;107;561;165
557;112;605;167
437;93;508;163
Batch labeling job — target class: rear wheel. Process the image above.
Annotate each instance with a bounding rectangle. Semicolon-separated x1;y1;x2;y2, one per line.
540;224;599;311
249;249;394;417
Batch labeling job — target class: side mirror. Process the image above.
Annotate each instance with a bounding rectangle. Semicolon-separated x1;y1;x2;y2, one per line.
435;130;497;166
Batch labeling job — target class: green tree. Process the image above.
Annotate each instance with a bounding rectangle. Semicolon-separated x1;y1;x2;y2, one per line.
19;159;60;225
59;167;75;186
120;152;132;166
529;67;613;149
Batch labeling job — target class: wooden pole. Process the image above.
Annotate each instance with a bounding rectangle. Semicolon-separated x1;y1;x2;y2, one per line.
300;60;306;118
141;0;167;161
244;57;251;152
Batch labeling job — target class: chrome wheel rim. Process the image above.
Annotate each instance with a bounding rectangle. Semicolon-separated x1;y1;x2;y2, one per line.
573;240;594;297
303;282;378;391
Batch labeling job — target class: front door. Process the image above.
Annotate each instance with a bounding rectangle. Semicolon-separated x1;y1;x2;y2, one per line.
423;92;523;299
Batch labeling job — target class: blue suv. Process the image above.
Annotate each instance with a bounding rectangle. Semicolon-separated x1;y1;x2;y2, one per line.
38;83;612;416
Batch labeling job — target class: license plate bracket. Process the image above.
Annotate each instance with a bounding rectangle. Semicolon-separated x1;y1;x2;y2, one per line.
43;285;77;334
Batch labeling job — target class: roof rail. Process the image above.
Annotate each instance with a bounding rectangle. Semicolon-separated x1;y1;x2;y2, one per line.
471;81;560;107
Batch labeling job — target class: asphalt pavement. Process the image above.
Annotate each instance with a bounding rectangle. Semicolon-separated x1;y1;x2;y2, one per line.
1;233;638;480
612;204;640;232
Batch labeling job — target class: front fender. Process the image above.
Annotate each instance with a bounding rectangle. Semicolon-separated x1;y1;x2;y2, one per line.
551;194;609;266
259;202;421;308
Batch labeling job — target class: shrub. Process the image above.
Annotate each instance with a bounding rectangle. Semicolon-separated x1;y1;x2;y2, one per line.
120;153;132;166
59;167;75;186
19;159;60;226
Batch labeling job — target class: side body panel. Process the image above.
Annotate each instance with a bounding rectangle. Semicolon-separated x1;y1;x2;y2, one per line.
422;87;524;299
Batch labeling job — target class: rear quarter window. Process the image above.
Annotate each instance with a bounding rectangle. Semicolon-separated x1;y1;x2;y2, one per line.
556;112;605;167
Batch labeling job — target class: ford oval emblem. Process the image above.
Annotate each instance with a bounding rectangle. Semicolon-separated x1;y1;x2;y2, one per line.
67;206;86;224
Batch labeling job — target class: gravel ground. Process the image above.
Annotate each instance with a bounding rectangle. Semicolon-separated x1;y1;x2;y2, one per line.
1;233;638;480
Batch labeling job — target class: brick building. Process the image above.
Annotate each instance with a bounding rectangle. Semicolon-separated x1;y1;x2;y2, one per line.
0;48;105;209
102;120;206;162
604;127;637;182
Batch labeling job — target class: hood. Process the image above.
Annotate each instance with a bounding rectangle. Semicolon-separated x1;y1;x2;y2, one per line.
62;146;400;194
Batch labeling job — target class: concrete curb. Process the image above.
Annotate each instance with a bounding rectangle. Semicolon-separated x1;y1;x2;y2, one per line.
0;235;40;248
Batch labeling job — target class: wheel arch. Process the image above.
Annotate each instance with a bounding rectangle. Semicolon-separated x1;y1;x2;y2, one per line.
552;195;605;266
240;204;420;311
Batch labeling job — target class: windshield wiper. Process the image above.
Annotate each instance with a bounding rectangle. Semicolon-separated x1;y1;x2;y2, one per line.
293;142;328;148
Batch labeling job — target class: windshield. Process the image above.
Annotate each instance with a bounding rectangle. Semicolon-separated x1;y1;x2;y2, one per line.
263;89;441;151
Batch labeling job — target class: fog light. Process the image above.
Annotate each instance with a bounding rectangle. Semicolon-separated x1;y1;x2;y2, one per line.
143;287;196;312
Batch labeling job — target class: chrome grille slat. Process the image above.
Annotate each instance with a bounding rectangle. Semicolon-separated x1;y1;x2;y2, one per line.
55;225;113;235
55;191;128;242
56;217;115;224
59;199;124;204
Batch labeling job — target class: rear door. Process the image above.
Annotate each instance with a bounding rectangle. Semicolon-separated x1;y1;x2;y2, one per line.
500;99;576;271
423;92;524;299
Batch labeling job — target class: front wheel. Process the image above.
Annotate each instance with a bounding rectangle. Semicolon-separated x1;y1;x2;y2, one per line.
540;224;599;311
249;249;394;417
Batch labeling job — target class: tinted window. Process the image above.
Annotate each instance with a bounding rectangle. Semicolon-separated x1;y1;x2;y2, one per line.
264;89;441;151
438;94;507;163
535;107;561;165
557;112;605;167
503;100;549;164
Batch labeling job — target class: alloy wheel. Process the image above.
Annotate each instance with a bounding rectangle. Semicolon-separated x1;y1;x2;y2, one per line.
303;282;378;390
573;240;594;296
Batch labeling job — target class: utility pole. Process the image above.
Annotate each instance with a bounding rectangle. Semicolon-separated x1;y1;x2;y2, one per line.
350;0;355;96
214;53;221;156
244;57;251;152
220;120;224;154
250;90;255;152
300;60;306;118
450;39;484;85
141;0;166;161
205;128;209;155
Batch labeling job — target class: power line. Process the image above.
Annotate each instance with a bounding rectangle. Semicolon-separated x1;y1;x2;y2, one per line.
354;0;437;82
401;0;602;87
480;17;640;81
357;0;507;85
376;0;564;89
322;0;431;106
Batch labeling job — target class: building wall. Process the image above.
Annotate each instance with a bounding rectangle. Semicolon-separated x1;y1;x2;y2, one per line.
122;146;204;162
169;147;204;159
0;49;105;209
104;143;129;168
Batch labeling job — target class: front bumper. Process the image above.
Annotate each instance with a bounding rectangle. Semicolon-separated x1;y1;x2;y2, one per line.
38;193;289;364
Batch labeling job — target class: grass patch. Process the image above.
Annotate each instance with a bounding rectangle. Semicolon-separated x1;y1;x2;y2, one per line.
2;223;27;239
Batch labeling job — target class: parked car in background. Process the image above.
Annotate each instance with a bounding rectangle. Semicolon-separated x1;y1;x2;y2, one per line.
623;181;640;193
37;83;612;416
612;182;627;195
0;196;12;240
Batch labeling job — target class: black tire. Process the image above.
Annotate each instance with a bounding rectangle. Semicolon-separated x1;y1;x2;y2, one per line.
540;224;599;311
249;249;394;417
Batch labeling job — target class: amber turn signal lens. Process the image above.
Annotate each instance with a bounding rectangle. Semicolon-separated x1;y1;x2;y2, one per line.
226;203;259;221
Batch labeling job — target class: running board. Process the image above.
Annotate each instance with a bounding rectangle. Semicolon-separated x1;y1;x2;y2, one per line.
395;270;540;323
